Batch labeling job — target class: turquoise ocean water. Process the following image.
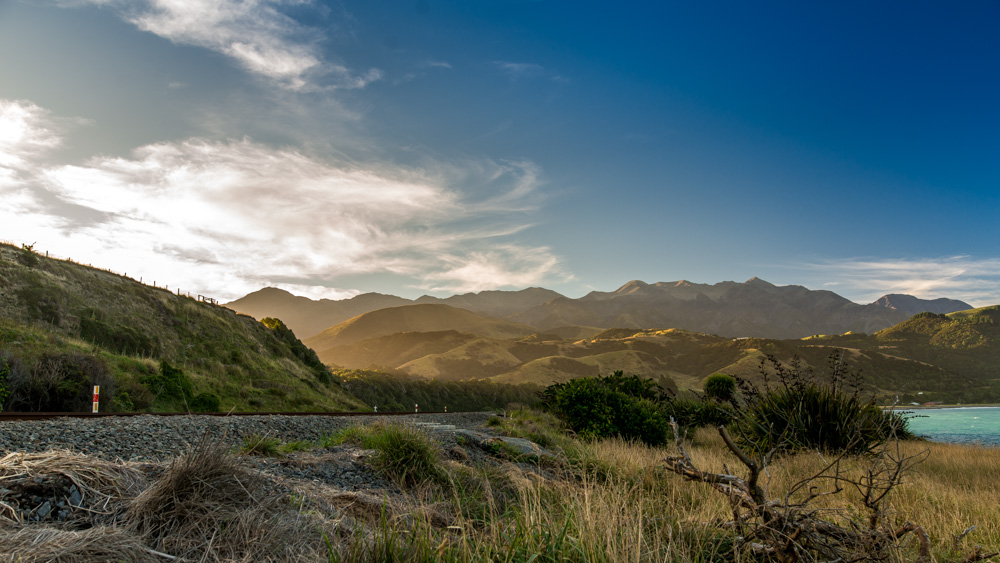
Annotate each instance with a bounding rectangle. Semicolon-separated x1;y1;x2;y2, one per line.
904;407;1000;447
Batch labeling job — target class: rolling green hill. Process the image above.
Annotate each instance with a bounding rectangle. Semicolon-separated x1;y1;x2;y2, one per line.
303;303;539;351
308;309;995;403
0;243;366;412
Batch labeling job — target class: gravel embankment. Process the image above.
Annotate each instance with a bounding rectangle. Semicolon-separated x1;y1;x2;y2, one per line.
0;412;495;462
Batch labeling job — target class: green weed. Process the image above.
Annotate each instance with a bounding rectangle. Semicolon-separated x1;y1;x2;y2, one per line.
239;433;282;457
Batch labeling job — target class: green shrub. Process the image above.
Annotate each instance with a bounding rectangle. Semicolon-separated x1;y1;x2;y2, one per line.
735;352;913;456
544;374;672;445
551;377;618;439
113;391;135;412
190;392;221;412
6;352;115;412
661;397;735;433
703;373;737;405
738;382;909;456
141;360;194;407
18;243;39;267
617;397;671;446
0;352;18;411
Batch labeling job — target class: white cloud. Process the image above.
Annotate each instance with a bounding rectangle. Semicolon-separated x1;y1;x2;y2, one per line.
801;257;1000;307
1;98;569;300
65;0;380;91
420;244;572;293
0;99;63;170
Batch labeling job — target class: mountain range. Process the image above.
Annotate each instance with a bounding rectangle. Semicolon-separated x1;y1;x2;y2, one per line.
299;301;1000;403
227;279;972;340
3;239;995;411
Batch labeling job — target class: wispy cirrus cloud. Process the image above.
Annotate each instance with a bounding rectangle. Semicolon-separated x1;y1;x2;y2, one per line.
420;244;568;293
494;61;565;82
61;0;380;91
495;61;544;79
1;98;569;299
421;59;452;70
805;257;1000;307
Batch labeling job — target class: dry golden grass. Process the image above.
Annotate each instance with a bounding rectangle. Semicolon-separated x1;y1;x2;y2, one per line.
127;435;323;562
438;429;1000;562
0;526;161;563
2;421;999;562
0;450;147;526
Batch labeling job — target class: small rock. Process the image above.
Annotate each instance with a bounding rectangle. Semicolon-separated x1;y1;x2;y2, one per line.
68;486;82;507
35;501;51;519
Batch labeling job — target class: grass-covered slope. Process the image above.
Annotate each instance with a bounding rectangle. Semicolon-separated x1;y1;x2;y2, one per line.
0;243;366;412
303;303;538;351
306;311;992;403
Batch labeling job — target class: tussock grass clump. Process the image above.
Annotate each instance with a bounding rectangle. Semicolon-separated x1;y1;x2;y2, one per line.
329;423;445;488
0;526;160;563
368;424;444;489
127;435;319;561
237;432;282;456
280;439;314;453
0;450;146;526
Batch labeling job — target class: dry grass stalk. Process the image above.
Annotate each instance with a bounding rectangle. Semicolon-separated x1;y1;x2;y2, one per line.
0;526;166;563
661;419;1000;563
126;434;321;562
0;450;146;524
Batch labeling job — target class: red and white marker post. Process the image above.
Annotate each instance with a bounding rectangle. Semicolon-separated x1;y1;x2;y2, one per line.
92;386;100;413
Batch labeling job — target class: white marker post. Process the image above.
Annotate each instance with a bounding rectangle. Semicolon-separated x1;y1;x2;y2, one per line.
92;386;100;413
415;403;418;412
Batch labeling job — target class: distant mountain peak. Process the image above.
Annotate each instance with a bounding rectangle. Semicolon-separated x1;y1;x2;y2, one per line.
872;294;972;316
252;287;295;296
615;280;651;294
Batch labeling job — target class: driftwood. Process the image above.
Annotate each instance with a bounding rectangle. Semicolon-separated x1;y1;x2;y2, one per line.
664;421;994;563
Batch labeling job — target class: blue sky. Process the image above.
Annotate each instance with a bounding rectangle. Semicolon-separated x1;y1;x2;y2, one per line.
1;0;998;305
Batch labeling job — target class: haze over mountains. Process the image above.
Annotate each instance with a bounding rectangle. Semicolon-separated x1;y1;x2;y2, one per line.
3;240;994;411
226;278;972;340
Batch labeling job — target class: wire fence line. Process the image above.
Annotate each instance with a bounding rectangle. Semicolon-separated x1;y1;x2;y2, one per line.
1;239;220;306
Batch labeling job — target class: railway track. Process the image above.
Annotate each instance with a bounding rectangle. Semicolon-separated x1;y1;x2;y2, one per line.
0;410;448;422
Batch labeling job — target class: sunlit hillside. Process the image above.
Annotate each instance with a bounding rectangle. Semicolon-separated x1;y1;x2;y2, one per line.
0;243;366;412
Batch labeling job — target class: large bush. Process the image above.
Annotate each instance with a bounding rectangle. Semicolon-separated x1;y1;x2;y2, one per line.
543;372;672;445
735;353;912;456
661;396;734;434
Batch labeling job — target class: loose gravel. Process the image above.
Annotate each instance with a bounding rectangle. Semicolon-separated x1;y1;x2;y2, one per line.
0;412;496;462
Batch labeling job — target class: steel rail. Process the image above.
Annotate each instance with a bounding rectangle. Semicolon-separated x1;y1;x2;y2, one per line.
0;411;449;422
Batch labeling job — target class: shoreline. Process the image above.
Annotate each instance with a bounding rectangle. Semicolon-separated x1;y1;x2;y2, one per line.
884;403;1000;410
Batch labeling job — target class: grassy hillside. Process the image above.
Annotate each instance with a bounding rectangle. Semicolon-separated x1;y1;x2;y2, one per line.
303;303;538;351
0;243;366;412
225;287;411;339
305;311;987;402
